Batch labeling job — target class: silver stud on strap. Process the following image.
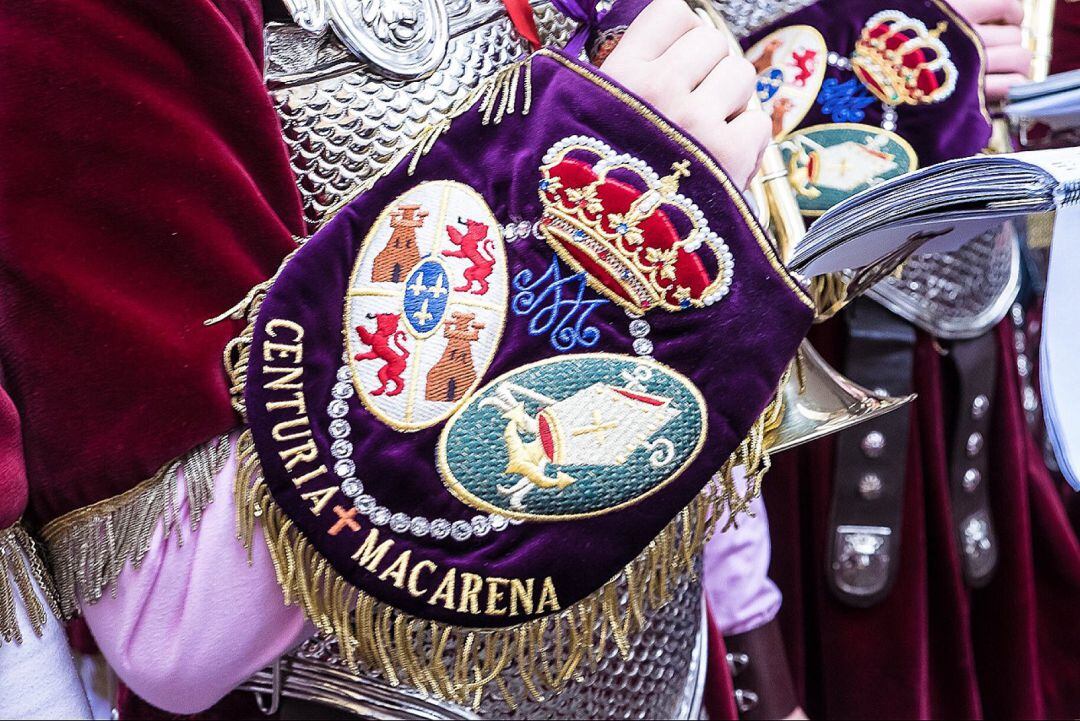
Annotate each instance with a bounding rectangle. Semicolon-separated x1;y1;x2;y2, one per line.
966;432;984;458
861;431;886;458
971;394;989;420
726;652;750;677
734;689;760;713
858;473;884;500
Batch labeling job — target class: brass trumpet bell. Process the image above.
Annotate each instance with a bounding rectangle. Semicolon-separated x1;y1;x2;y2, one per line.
686;0;915;453
765;340;915;453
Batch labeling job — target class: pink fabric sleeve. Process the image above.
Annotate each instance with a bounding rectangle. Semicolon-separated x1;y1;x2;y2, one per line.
80;432;311;715
703;488;782;636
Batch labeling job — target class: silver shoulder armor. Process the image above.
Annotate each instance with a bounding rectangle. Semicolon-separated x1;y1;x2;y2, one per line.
867;224;1020;340
715;0;819;38
266;1;577;227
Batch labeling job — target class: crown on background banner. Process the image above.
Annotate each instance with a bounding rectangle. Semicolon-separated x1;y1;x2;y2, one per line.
537;136;734;314
851;10;957;106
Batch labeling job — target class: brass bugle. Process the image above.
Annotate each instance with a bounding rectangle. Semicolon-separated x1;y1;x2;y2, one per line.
684;0;915;452
1022;0;1055;83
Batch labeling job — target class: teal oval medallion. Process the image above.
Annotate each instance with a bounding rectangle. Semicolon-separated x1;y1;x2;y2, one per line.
437;353;707;520
781;123;918;216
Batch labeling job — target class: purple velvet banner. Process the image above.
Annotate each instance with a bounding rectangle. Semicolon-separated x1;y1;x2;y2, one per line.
245;50;812;628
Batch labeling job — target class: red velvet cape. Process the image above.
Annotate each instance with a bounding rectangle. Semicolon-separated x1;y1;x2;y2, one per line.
0;0;305;527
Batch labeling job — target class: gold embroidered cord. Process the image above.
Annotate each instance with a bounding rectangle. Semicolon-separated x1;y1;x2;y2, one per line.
41;434;232;618
230;387;779;707
809;272;850;321
0;523;60;646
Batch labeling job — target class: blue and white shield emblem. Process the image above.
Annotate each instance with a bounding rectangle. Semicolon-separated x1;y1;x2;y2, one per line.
345;180;508;431
402;259;451;337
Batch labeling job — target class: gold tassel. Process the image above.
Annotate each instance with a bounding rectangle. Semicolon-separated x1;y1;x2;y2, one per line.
0;523;60;646
41;434;232;618
809;272;850;322
230;417;765;709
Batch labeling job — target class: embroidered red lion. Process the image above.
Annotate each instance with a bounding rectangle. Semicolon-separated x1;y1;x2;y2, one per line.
443;219;496;295
791;48;818;87
354;313;409;396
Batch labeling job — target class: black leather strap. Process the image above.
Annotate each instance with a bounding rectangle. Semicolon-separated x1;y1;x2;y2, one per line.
945;332;999;587
826;299;916;608
724;618;798;721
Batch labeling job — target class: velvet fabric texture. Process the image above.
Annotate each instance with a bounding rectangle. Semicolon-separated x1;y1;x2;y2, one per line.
742;0;992;166
0;387;28;529
0;0;305;526
764;320;1080;719
246;49;814;627
1051;0;1080;76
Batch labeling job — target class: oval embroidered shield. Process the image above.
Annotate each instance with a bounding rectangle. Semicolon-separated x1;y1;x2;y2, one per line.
345;180;508;431
438;353;707;520
745;25;828;139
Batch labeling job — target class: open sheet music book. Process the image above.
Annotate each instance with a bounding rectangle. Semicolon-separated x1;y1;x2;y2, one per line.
1042;203;1080;491
787;143;1080;491
790;146;1080;276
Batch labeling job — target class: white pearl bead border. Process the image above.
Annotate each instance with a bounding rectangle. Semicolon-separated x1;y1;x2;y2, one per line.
327;365;515;542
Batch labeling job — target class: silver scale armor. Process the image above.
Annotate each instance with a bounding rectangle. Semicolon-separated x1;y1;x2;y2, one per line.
245;0;1019;717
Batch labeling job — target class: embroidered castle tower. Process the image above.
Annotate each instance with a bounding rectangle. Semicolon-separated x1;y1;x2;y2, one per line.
426;311;485;402
372;203;428;283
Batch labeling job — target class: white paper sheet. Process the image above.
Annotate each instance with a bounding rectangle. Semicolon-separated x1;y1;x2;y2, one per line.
1041;203;1080;490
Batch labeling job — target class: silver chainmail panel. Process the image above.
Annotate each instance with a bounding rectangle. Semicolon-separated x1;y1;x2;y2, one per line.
714;0;820;37
239;565;705;720
866;223;1020;339
266;2;577;228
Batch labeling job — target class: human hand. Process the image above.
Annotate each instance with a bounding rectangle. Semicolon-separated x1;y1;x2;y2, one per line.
599;0;770;188
950;0;1033;101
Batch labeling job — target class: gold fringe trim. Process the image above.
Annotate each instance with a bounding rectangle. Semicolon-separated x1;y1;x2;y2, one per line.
809;272;849;322
41;435;232;617
213;46;786;704
0;523;60;646
706;382;782;533
231;384;780;707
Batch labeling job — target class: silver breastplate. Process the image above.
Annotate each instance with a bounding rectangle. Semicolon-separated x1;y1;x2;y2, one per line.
266;1;578;227
239;571;706;720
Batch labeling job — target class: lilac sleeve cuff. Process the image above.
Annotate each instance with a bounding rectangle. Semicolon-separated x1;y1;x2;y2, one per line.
0;547;92;720
80;432;311;715
703;470;782;636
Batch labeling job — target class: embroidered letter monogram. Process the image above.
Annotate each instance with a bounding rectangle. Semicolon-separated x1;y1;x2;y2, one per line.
512;254;607;352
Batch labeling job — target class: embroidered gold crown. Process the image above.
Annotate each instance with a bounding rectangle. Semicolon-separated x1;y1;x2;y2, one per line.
851;10;957;106
537;136;733;313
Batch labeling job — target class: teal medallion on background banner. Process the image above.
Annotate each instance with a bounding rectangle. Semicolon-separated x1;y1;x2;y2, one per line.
781;123;918;216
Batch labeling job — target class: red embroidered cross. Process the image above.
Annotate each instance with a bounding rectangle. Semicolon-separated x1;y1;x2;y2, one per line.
329;505;361;536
